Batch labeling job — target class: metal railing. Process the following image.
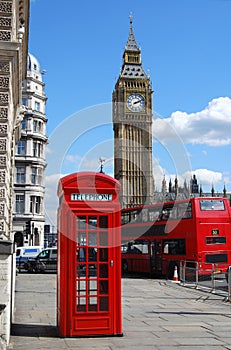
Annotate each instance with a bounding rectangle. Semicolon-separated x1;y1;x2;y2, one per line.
180;260;231;301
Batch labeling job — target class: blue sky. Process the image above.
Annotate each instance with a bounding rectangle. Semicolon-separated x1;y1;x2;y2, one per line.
29;0;231;226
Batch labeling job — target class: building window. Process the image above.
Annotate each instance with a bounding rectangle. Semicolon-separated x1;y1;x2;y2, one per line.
33;141;43;158
30;196;42;214
16;141;26;155
33;120;43;133
22;98;27;106
16;167;25;184
31;167;43;185
21;118;27;130
15;194;25;213
35;101;40;111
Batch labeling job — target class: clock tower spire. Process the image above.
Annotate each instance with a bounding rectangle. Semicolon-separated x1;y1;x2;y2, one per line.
113;15;154;208
126;12;139;52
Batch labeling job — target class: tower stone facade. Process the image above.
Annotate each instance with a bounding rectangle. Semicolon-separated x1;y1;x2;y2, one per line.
113;15;154;207
0;1;29;347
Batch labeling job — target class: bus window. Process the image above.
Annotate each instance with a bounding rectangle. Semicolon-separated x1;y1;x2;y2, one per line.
121;212;130;225
156;202;192;221
163;239;186;255
169;207;178;220
121;210;140;225
163;243;169;254
141;209;148;222
159;209;170;221
200;199;225;211
148;207;161;222
124;242;148;255
177;202;192;219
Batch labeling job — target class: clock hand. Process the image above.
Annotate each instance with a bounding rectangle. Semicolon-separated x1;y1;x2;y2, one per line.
133;99;141;104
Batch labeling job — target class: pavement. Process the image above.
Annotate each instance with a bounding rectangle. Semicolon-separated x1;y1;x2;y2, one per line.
7;273;231;350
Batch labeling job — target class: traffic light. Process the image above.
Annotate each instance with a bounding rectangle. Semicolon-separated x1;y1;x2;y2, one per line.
25;221;31;238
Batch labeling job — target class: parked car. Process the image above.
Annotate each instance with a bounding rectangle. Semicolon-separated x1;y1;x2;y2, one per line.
16;246;43;271
24;247;57;273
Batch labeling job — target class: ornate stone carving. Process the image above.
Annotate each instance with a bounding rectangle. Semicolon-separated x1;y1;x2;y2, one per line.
0;2;12;14
0;124;7;134
0;170;6;183
0;107;8;118
0;220;4;231
0;76;9;88
0;139;6;152
0;93;8;104
0;62;10;74
0;30;11;41
0;17;11;28
0;202;5;216
0;188;5;198
0;156;6;166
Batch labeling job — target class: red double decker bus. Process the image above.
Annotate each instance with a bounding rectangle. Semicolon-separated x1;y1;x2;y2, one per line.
121;197;231;278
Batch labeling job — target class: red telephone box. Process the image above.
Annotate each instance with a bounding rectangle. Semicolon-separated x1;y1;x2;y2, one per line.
57;172;122;337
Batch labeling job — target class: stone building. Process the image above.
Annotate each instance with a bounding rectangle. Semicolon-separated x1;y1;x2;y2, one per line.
13;53;48;248
0;0;29;348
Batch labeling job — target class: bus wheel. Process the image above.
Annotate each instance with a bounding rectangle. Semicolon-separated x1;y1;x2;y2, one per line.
122;260;128;272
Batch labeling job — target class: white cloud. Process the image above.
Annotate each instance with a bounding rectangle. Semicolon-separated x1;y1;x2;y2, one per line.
153;97;231;146
65;155;82;163
184;169;222;187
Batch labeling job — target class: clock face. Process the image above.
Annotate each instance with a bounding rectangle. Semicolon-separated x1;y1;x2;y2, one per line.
127;94;145;112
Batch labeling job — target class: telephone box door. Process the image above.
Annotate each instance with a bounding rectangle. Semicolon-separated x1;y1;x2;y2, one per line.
70;213;114;335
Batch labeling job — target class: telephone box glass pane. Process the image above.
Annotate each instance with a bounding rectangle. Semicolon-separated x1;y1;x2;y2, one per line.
89;297;97;311
77;216;86;229
99;248;108;261
99;264;108;278
99;232;108;246
88;216;97;229
77;233;86;246
99;216;108;228
89;232;97;246
77;298;86;312
88;279;97;293
100;280;108;294
88;248;97;262
76;279;86;295
100;297;108;311
77;247;85;262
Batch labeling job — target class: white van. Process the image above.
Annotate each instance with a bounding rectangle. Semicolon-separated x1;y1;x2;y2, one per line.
16;246;43;270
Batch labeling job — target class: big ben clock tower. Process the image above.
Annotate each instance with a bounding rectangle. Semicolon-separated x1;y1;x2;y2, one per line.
113;14;154;207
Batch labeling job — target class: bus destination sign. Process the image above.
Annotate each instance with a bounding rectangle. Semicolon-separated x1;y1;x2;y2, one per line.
71;193;113;201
